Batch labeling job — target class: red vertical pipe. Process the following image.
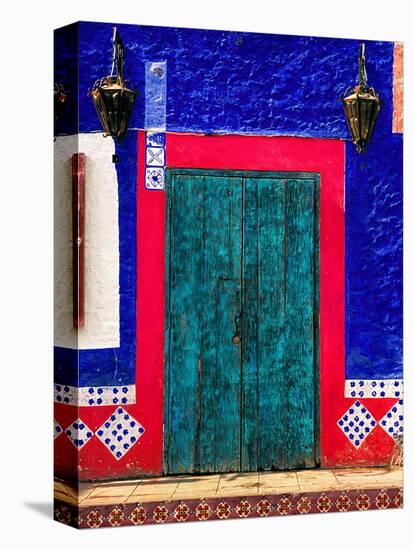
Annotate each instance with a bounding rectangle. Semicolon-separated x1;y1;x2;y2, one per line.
72;153;86;328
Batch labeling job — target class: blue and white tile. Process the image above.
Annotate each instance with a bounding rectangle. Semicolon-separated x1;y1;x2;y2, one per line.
54;384;136;406
145;167;165;190
345;379;403;399
379;399;404;440
65;419;94;449
146;146;165;167
54;419;63;439
337;400;377;448
96;407;145;460
146;131;166;148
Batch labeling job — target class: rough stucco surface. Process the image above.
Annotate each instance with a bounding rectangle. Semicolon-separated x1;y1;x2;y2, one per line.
54;133;120;349
345;135;403;379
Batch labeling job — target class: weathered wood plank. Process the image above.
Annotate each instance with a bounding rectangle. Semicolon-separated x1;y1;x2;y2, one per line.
241;178;258;471
256;178;287;470
167;175;204;473
199;176;242;472
284;179;317;468
167;174;242;474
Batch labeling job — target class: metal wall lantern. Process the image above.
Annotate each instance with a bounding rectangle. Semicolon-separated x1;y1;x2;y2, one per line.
89;28;136;143
341;44;381;153
54;82;67;134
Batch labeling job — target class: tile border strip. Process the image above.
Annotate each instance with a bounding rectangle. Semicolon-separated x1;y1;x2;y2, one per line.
54;487;403;528
345;379;403;399
145;131;166;190
54;384;136;406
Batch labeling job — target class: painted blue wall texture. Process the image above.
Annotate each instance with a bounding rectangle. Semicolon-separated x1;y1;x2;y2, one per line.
54;22;402;386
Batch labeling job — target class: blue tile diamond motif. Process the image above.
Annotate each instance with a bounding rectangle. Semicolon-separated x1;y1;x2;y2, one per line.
96;407;145;461
379;399;404;440
65;419;93;449
337;401;377;448
54;419;63;439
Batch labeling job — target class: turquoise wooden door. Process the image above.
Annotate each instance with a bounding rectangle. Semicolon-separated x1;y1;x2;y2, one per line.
165;170;319;474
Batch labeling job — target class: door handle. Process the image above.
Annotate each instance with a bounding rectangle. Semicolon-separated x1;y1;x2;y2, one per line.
232;312;242;346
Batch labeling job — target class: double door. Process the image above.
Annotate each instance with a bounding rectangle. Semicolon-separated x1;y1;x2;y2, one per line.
164;169;319;474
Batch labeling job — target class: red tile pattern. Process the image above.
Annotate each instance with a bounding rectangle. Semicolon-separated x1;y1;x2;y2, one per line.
54;487;403;529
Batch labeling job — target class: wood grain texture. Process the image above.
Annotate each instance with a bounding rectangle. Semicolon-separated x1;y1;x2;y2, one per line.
165;170;319;474
284;179;316;468
255;178;286;469
166;174;242;474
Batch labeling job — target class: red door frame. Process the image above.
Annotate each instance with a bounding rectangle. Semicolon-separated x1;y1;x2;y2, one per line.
137;131;397;472
137;132;346;472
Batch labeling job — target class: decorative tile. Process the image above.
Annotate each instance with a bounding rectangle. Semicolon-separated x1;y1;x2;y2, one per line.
145;128;166;190
146;146;165;167
216;501;231;519
173;503;190;522
235;499;252;517
153;505;168;524
317;494;332;513
54;384;136;406
145;167;165;190
379;399;404;440
356;493;371;511
257;498;272;516
55;487;403;529
375;490;390;510
336;494;351;512
337;400;377;448
394;489;403;508
277;496;292;515
195;501;211;520
86;510;103;529
345;379;403;399
108;506;125;527
55;505;72;526
297;495;312;514
96;407;145;460
146;131;166;148
65;419;93;449
54;419;63;439
129;506;147;525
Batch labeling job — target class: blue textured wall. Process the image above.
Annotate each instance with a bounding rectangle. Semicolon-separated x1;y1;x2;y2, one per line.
54;22;402;385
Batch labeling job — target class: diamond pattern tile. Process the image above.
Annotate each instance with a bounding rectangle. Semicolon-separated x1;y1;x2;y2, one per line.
379;399;404;440
65;419;93;449
96;407;145;460
54;419;63;439
337;400;376;448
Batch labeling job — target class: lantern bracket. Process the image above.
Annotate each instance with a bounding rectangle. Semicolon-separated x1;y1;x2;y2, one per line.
110;27;125;82
358;43;368;89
